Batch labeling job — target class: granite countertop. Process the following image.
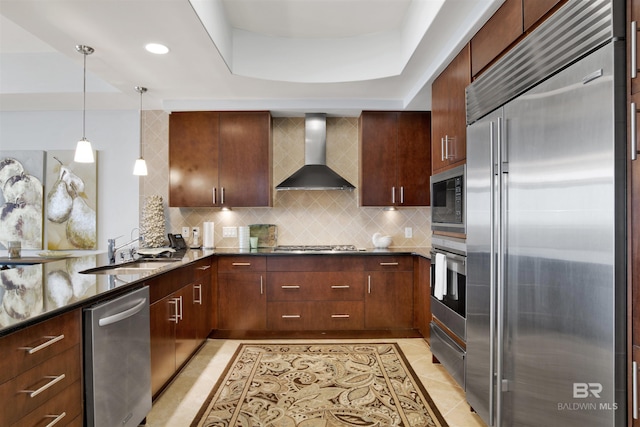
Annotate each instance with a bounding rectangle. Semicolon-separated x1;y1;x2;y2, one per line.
0;246;430;337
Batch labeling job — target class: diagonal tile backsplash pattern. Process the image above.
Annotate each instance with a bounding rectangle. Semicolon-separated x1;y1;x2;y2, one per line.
141;112;431;249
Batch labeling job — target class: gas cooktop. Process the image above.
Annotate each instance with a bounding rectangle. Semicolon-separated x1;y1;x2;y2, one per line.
273;245;359;253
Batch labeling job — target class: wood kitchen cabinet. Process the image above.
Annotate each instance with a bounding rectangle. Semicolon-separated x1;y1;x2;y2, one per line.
431;45;470;174
217;256;267;330
169;111;272;208
470;0;523;78
0;309;82;426
359;111;431;207
523;0;565;32
364;256;414;330
149;258;213;397
630;0;640;423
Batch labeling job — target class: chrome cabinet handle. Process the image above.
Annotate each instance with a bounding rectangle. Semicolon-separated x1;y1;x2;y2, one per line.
177;296;183;321
632;102;638;161
213;188;216;205
634;360;638;419
281;285;300;289
391;186;396;204
232;262;251;266
379;262;399;266
45;412;67;427
21;374;66;398
221;187;225;205
169;299;179;323
400;186;404;204
194;283;202;304
441;137;445;161
444;135;450;160
331;285;350;289
260;275;263;295
331;314;350;318
196;265;211;270
633;21;638;79
20;335;65;355
367;275;371;294
281;314;301;319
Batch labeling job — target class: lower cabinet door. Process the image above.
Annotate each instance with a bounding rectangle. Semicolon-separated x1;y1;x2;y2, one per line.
150;298;176;397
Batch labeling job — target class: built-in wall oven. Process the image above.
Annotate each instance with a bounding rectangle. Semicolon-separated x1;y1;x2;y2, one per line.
430;235;466;388
430;165;465;233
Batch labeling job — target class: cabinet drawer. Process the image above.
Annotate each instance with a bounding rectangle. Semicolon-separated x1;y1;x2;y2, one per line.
267;272;364;301
0;345;81;425
191;258;214;278
364;256;413;271
0;310;80;384
217;256;266;272
10;379;82;427
267;301;364;330
314;301;364;330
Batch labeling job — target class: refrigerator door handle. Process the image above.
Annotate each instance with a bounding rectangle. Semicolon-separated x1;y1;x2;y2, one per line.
489;119;497;426
496;115;507;427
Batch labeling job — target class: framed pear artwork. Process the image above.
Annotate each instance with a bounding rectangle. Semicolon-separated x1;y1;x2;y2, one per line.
0;150;45;250
45;151;97;250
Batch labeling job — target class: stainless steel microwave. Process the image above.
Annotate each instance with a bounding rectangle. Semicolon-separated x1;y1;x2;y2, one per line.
430;165;465;233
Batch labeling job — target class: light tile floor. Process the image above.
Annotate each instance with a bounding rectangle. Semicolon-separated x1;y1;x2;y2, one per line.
145;338;487;427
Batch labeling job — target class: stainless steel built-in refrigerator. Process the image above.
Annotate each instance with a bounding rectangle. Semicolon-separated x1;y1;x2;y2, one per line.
465;1;626;426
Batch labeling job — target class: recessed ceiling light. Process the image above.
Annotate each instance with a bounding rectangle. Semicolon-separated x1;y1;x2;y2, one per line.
145;43;169;54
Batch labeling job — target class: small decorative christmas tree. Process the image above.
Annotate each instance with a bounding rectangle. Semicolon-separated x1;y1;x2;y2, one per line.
141;195;166;248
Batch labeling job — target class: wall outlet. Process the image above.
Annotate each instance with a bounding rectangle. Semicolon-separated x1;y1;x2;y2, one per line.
182;227;190;238
222;226;237;238
404;227;413;238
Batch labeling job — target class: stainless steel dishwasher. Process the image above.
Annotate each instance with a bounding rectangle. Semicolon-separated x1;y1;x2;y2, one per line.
84;286;151;427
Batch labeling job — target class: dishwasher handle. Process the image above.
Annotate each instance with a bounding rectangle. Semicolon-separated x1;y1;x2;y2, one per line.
98;298;148;327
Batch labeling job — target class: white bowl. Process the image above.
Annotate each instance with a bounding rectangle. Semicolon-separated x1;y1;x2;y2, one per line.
372;233;392;248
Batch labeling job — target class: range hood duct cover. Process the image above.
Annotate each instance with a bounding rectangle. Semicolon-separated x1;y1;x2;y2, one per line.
276;113;355;191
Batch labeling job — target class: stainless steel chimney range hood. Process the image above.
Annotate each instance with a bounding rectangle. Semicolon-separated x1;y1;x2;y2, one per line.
276;113;355;191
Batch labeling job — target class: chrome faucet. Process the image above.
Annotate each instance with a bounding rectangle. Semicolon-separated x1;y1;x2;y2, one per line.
108;235;140;264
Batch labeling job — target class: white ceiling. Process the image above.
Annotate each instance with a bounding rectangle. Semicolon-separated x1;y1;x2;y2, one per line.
0;0;503;116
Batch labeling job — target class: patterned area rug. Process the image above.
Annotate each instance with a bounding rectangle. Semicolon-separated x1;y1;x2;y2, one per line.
192;343;448;427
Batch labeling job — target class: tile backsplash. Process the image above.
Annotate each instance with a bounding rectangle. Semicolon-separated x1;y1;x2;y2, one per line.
140;112;431;248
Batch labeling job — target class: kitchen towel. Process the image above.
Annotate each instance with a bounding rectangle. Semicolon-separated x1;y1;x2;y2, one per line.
203;222;215;249
434;253;447;300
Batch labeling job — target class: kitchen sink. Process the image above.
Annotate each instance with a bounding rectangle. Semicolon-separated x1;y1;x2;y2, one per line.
82;260;177;275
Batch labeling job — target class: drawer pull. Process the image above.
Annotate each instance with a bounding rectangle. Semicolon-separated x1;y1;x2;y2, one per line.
21;374;66;398
20;334;65;355
196;265;211;270
331;285;350;289
281;314;301;319
331;314;350;318
379;262;399;266
45;412;67;427
281;285;301;289
194;283;203;304
232;262;251;266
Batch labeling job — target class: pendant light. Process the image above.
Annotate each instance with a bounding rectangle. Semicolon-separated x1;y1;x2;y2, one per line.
133;86;148;176
74;45;95;163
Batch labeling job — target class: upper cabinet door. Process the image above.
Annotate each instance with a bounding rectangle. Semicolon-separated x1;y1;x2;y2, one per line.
396;112;431;206
359;112;398;206
523;0;564;32
431;44;470;175
470;0;523;77
169;112;219;207
218;112;272;207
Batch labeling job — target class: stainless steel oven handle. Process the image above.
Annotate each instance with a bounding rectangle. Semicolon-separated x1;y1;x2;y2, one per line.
430;250;466;264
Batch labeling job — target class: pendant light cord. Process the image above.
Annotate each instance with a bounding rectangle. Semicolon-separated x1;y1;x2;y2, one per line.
82;51;87;139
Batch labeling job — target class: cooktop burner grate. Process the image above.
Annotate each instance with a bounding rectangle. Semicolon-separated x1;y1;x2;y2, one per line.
274;244;358;252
